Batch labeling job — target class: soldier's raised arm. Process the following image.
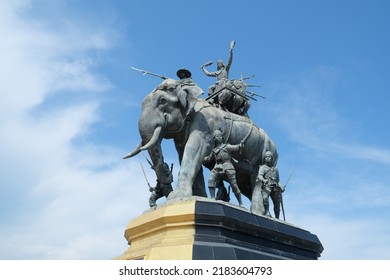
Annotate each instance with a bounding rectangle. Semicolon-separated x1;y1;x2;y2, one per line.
225;40;235;72
201;61;216;77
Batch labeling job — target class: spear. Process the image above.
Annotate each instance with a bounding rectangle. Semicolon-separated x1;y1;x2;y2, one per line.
283;165;296;192
141;152;154;170
246;91;266;99
240;73;256;81
131;66;169;80
140;163;153;192
245;84;261;88
280;165;296;221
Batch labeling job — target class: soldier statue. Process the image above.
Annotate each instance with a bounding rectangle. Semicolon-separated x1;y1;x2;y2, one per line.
257;151;284;218
149;162;173;207
204;130;244;207
201;41;235;97
176;68;194;84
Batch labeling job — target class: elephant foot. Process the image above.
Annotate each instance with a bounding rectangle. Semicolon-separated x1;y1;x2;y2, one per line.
250;208;263;216
250;204;266;216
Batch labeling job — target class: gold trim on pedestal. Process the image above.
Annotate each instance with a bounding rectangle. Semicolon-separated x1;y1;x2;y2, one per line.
115;199;196;260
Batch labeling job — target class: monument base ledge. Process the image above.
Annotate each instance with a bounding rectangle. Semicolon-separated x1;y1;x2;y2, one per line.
115;197;323;260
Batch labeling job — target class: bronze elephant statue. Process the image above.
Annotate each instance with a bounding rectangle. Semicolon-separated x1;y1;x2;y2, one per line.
124;78;277;210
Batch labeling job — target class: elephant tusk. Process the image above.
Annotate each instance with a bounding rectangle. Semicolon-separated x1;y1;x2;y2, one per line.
122;142;142;159
140;126;162;151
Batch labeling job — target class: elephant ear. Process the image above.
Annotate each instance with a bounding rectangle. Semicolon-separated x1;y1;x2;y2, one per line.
177;89;188;108
185;83;204;98
177;83;204;114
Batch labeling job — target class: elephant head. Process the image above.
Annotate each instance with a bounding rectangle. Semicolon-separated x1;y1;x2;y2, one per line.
123;78;203;181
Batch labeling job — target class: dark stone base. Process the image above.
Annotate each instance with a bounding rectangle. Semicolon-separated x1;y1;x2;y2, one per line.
192;201;323;260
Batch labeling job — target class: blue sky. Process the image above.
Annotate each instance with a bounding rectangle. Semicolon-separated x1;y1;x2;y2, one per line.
0;0;389;259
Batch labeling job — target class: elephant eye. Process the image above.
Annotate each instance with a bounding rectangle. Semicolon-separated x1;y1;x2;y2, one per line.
159;97;167;105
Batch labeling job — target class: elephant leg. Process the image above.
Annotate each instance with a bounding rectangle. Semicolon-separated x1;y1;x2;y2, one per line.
193;167;207;197
147;144;165;182
250;181;266;216
169;132;210;199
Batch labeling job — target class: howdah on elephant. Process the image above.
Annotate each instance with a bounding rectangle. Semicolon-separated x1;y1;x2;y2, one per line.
124;78;277;206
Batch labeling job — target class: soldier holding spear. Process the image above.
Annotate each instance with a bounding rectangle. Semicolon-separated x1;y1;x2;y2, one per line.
257;151;295;220
257;151;284;219
140;154;173;208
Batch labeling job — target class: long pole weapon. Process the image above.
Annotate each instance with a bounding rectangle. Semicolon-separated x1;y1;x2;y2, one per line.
131;66;169;80
280;165;296;221
140;163;153;192
283;165;296;192
141;152;154;169
280;192;286;221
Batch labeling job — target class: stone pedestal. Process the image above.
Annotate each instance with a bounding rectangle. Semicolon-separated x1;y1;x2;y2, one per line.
115;198;323;260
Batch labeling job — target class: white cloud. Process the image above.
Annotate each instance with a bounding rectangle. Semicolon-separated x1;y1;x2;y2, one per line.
264;66;390;260
270;66;390;165
331;143;390;165
0;0;114;113
1;1;388;261
292;213;390;260
0;0;147;259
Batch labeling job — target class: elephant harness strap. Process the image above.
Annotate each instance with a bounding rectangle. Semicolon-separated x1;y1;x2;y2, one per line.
223;113;254;146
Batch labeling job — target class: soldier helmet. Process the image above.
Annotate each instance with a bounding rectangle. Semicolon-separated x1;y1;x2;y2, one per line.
264;151;273;158
213;129;223;139
176;68;192;79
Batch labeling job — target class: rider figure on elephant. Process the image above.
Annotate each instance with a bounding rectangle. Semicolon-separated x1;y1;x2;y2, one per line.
201;41;235;108
201;41;234;96
201;41;250;116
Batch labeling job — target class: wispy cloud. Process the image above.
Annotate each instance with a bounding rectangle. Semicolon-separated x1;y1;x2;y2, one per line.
265;66;390;260
0;2;114;115
0;0;144;259
331;143;390;165
269;66;390;165
292;213;390;259
1;1;388;261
